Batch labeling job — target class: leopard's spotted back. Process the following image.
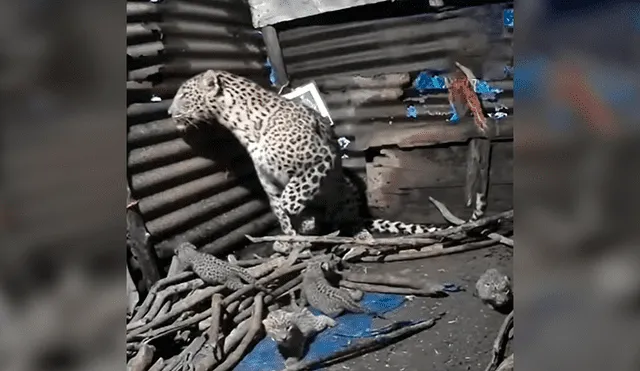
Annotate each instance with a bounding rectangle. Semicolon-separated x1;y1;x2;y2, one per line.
169;70;442;254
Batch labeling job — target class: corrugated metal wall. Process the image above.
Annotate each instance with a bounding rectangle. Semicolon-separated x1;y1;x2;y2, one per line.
127;0;276;260
278;2;514;175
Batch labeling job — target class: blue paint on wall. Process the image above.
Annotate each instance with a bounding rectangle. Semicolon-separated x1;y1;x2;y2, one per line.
406;105;418;118
264;58;278;86
503;8;514;28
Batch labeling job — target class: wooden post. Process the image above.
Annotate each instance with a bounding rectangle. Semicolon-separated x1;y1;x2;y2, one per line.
465;138;492;219
127;186;161;292
261;25;289;87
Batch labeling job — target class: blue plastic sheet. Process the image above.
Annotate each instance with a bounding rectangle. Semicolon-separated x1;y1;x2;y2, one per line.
413;72;447;92
475;80;504;101
236;293;406;371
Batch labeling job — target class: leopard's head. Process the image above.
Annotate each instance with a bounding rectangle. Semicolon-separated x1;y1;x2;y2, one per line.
174;241;198;265
263;310;296;344
168;70;223;130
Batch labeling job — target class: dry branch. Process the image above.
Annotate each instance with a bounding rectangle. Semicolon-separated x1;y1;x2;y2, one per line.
148;357;164;371
428;197;466;225
495;353;514;371
341;271;445;291
162;335;206;371
339;280;445;297
208;294;224;358
134;278;204;329
213;293;265;371
428;197;513;247
127;343;155;371
283;313;444;371
484;310;514;371
360;240;497;262
130;272;195;323
247;211;511;249
129;262;307;342
412;210;513;239
127;286;222;340
233;277;302;323
246;234;438;247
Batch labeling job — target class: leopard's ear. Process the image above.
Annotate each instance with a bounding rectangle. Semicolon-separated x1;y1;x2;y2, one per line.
201;70;221;96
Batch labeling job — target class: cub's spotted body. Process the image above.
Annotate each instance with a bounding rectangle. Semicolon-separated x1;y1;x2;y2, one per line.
168;70;438;251
175;242;263;291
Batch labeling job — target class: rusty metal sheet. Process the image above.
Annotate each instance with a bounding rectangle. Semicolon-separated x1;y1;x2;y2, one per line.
248;0;390;28
365;116;513;149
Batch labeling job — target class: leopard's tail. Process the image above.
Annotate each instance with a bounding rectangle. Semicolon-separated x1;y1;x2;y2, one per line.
366;219;439;235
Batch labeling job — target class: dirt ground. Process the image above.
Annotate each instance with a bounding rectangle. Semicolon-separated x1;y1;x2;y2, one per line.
327;245;513;371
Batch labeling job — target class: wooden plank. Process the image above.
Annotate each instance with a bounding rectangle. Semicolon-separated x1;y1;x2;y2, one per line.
369;184;512;225
465;138;491;210
127;186;161;292
366;142;512;225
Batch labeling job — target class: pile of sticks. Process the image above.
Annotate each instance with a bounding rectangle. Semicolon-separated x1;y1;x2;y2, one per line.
126;200;513;371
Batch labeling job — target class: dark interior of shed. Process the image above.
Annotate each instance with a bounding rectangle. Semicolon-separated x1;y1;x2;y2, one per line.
127;1;514;370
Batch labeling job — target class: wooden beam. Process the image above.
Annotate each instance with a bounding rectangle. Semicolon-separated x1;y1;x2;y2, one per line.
127;186;161;292
261;26;289;87
465;138;492;219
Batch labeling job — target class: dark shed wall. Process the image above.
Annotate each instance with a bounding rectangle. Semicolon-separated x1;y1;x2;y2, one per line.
277;2;514;223
127;0;276;260
278;2;513;172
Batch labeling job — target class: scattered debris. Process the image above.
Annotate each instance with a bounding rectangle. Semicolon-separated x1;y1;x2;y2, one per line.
126;199;513;370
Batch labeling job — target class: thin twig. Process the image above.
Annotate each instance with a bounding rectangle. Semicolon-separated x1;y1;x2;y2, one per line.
208;294;223;358
484;310;514;371
127;343;155;371
428;198;513;247
360;240;498;262
283;313;445;371
246;234;438;247
213;293;265;371
339;280;445;297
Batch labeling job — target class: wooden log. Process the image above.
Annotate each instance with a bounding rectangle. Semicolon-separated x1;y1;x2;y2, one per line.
127;186;161;292
262;26;289;87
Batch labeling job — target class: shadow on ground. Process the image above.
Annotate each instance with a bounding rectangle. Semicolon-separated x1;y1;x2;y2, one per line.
327;245;512;371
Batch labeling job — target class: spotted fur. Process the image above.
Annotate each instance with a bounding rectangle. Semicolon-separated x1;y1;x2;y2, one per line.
476;268;512;310
263;294;336;365
175;242;264;291
168;70;439;253
301;255;382;318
